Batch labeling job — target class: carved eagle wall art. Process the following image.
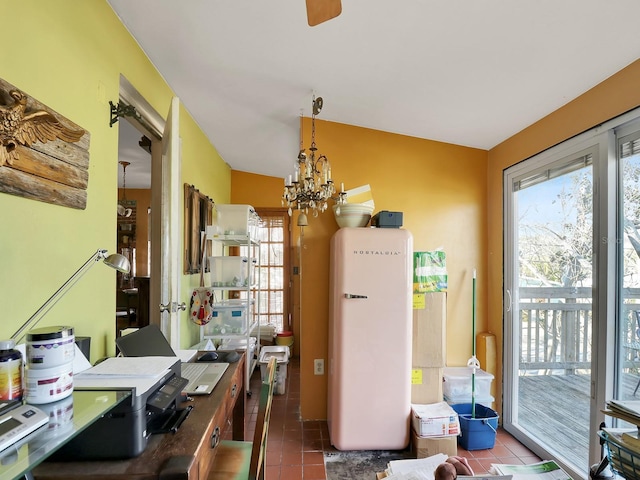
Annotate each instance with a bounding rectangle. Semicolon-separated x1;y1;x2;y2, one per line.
0;89;85;167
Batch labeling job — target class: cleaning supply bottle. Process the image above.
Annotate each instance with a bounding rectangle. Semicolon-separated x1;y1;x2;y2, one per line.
0;339;22;401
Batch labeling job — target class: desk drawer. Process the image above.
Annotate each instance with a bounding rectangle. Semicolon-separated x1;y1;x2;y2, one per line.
221;361;243;418
197;359;245;479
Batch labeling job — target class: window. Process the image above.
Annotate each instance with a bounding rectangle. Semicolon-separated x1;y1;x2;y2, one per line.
240;209;291;332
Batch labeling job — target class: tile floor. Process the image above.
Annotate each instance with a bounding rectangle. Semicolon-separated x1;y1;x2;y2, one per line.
238;357;541;479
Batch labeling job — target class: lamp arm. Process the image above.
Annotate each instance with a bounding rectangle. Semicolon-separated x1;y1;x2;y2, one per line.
10;249;108;343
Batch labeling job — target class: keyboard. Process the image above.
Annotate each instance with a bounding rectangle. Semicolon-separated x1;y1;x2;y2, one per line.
180;362;209;391
180;362;229;395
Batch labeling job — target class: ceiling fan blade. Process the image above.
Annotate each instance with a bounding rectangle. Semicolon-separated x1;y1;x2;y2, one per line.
306;0;342;26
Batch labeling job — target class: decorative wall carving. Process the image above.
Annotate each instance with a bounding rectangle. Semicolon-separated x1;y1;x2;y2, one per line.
0;78;90;209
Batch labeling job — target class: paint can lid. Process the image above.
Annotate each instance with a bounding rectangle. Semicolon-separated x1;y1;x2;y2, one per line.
27;326;74;341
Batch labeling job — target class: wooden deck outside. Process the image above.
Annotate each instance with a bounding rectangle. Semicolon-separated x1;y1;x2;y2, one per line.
517;372;640;470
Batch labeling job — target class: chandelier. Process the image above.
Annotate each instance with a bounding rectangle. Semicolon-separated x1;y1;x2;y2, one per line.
282;96;344;220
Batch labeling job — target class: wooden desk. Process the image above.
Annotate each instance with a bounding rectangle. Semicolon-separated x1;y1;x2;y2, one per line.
33;354;246;480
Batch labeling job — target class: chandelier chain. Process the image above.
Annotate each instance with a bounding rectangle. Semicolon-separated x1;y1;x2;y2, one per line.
119;160;130;203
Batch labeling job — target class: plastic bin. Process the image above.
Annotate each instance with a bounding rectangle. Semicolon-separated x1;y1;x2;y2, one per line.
259;346;289;395
452;403;498;450
215;204;261;237
201;301;248;335
443;367;494;400
445;394;494;407
208;256;255;287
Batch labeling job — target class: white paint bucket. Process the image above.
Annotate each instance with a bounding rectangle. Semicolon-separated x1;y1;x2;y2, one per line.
26;326;75;370
24;363;73;404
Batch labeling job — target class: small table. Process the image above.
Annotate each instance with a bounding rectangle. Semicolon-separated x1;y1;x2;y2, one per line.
33;354;246;480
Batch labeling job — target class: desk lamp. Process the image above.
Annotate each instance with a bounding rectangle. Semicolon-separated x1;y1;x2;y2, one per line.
10;249;130;343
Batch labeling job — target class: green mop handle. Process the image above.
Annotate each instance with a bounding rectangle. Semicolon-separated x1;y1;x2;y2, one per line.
472;269;477;418
472;269;476;357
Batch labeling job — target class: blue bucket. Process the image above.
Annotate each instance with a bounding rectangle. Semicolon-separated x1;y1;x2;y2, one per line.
452;403;498;450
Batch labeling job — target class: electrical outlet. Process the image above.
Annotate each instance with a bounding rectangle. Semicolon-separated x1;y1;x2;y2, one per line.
314;359;324;375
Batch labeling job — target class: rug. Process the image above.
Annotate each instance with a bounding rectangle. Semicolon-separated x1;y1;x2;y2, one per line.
324;449;413;480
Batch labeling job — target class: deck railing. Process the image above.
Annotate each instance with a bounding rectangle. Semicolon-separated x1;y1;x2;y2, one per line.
518;287;640;373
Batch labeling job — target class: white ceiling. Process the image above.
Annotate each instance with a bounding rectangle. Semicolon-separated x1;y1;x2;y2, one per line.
109;0;640;189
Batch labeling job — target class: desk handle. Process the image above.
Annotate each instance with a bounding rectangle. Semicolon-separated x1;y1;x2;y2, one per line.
231;383;237;398
210;426;220;449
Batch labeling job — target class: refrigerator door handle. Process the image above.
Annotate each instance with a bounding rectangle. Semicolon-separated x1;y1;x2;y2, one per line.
344;293;368;299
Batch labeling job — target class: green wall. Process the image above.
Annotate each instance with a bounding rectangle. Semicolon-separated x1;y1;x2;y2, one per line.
1;0;230;360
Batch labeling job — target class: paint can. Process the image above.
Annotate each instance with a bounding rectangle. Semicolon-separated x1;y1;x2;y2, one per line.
24;363;74;404
26;326;75;369
25;326;74;404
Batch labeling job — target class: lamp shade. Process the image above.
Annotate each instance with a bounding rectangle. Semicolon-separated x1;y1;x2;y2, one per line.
104;253;130;273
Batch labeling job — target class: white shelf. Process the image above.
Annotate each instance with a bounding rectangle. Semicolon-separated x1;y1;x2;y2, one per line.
201;227;261;395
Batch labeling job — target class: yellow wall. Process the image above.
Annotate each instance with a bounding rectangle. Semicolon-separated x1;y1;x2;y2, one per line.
487;59;640;414
232;119;488;419
1;1;229;361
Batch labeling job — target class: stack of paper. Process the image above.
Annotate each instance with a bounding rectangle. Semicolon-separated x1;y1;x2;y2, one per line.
377;454;512;480
606;400;640;421
376;456;569;480
74;356;178;397
490;460;572;480
378;453;447;479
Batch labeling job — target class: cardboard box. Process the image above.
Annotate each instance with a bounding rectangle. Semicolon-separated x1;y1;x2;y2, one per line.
411;429;458;458
412;292;446;367
411;402;460;437
411;366;443;404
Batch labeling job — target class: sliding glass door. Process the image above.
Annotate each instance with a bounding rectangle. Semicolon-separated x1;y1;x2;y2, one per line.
504;147;595;473
616;126;640;406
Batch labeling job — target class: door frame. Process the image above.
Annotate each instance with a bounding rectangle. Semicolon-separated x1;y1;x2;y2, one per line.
502;129;615;477
118;76;182;344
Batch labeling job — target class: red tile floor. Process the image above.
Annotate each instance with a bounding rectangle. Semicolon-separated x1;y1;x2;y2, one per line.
239;357;541;479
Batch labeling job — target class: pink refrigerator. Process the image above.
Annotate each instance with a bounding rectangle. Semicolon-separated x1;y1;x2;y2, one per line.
327;227;413;450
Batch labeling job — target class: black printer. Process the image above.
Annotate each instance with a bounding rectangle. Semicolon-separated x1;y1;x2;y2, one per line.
49;357;190;460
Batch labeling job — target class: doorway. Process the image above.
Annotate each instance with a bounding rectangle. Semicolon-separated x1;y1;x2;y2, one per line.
115;77;184;343
116;118;152;334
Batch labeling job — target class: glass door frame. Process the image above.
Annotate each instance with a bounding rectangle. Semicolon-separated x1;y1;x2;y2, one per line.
503;129;615;478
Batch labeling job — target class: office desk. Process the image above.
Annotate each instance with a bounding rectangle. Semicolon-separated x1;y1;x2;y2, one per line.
33;354;246;480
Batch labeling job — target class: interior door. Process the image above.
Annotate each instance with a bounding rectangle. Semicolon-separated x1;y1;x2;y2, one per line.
150;97;182;347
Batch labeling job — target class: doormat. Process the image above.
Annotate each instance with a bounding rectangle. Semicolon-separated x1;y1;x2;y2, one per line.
324;449;413;480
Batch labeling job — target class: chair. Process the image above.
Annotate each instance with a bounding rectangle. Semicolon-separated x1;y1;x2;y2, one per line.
208;357;277;480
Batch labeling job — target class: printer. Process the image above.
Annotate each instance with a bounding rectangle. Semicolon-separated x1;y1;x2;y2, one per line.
49;357;189;460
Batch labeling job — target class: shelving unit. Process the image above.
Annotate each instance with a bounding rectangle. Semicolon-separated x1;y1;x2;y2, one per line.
201;227;261;395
